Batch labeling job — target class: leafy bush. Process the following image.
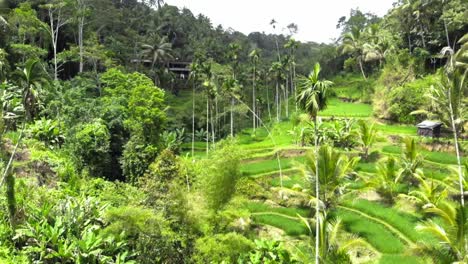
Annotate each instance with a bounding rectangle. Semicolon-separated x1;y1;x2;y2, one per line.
68;119;110;177
193;233;253;263
120;135;158;184
28;118;64;148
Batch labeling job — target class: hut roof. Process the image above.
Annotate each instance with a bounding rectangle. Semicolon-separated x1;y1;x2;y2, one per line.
416;120;442;129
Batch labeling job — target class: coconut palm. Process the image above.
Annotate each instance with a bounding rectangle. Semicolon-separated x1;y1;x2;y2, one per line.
361;157;403;203
356;120;377;160
400;169;448;209
249;48;260;132
414;202;468;263
296;62;332;264
400;137;424;182
299;211;371;263
341;26;367;80
302;145;360;209
140;34;173;85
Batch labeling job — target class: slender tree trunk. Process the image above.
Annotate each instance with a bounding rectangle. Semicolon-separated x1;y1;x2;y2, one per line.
78;17;84;73
408;34;412;54
358;57;367;80
267;81;272;122
448;90;464;207
443;19;451;48
293;60;297;112
192;80;195;159
276;81;279;122
252;64;256;132
313;115;320;264
206;97;209;154
210;100;215;147
285;77;289;118
230;97;234;136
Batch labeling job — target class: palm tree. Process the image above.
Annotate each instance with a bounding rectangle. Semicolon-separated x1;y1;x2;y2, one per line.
356;120;377;160
140;34;172;85
222;77;240;137
299;211;371;263
15;59;48;122
269;61;284;122
361;157;403;203
270;19;281;62
201;62;215;153
285;38;299;111
296;62;332;264
341;26;367;80
249;48;260;132
400;137;423;181
302;145;360;209
414;202;467;263
400;169;448;209
189;60;203;158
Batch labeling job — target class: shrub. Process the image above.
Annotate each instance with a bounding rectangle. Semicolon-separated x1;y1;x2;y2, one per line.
193;233;254;263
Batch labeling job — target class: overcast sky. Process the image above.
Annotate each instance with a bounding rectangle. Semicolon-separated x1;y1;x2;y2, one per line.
165;0;396;43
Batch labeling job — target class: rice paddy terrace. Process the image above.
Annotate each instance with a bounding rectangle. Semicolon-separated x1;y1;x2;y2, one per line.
183;97;466;263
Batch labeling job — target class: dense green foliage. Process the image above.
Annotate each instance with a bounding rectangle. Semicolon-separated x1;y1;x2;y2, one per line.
0;0;466;263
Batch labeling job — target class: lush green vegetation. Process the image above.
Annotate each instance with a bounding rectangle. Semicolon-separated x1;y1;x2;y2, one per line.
0;0;466;263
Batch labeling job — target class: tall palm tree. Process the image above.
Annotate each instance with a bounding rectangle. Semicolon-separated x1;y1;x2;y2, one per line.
270;19;281;62
249;48;260;132
222;77;240;137
140;34;172;85
201;62;215;153
269;61;284;122
189;60;202;158
285;38;299;111
296;62;332;264
341;26;367;80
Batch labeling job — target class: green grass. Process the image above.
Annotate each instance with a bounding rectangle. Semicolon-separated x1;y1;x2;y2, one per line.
336;209;406;254
251;213;308;236
319;98;373;117
356;162;377;173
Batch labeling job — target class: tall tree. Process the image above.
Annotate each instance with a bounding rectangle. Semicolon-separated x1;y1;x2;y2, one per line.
296;63;332;264
341;26;367;80
41;1;71;80
249;48;260;132
140;34;173;85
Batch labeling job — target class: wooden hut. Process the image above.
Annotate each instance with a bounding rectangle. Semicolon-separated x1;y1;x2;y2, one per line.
416;120;442;138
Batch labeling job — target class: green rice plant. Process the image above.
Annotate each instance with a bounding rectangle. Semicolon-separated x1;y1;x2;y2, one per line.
379;254;422;264
341;200;431;243
319;98;373;118
241;156;305;176
251;213;308;236
245;202;309;217
336;209;405;254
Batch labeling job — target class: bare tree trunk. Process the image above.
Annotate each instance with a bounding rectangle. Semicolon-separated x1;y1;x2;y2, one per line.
443;19;451;48
252;64;256;132
285;77;289;118
211;101;215;148
276;81;280;122
313;116;320;264
192;80;195;159
206;97;209;154
230;97;234;136
358;57;367;80
448;90;464;207
78;16;84;73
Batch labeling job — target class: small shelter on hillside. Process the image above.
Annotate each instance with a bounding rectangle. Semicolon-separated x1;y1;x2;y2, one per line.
416;120;443;138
